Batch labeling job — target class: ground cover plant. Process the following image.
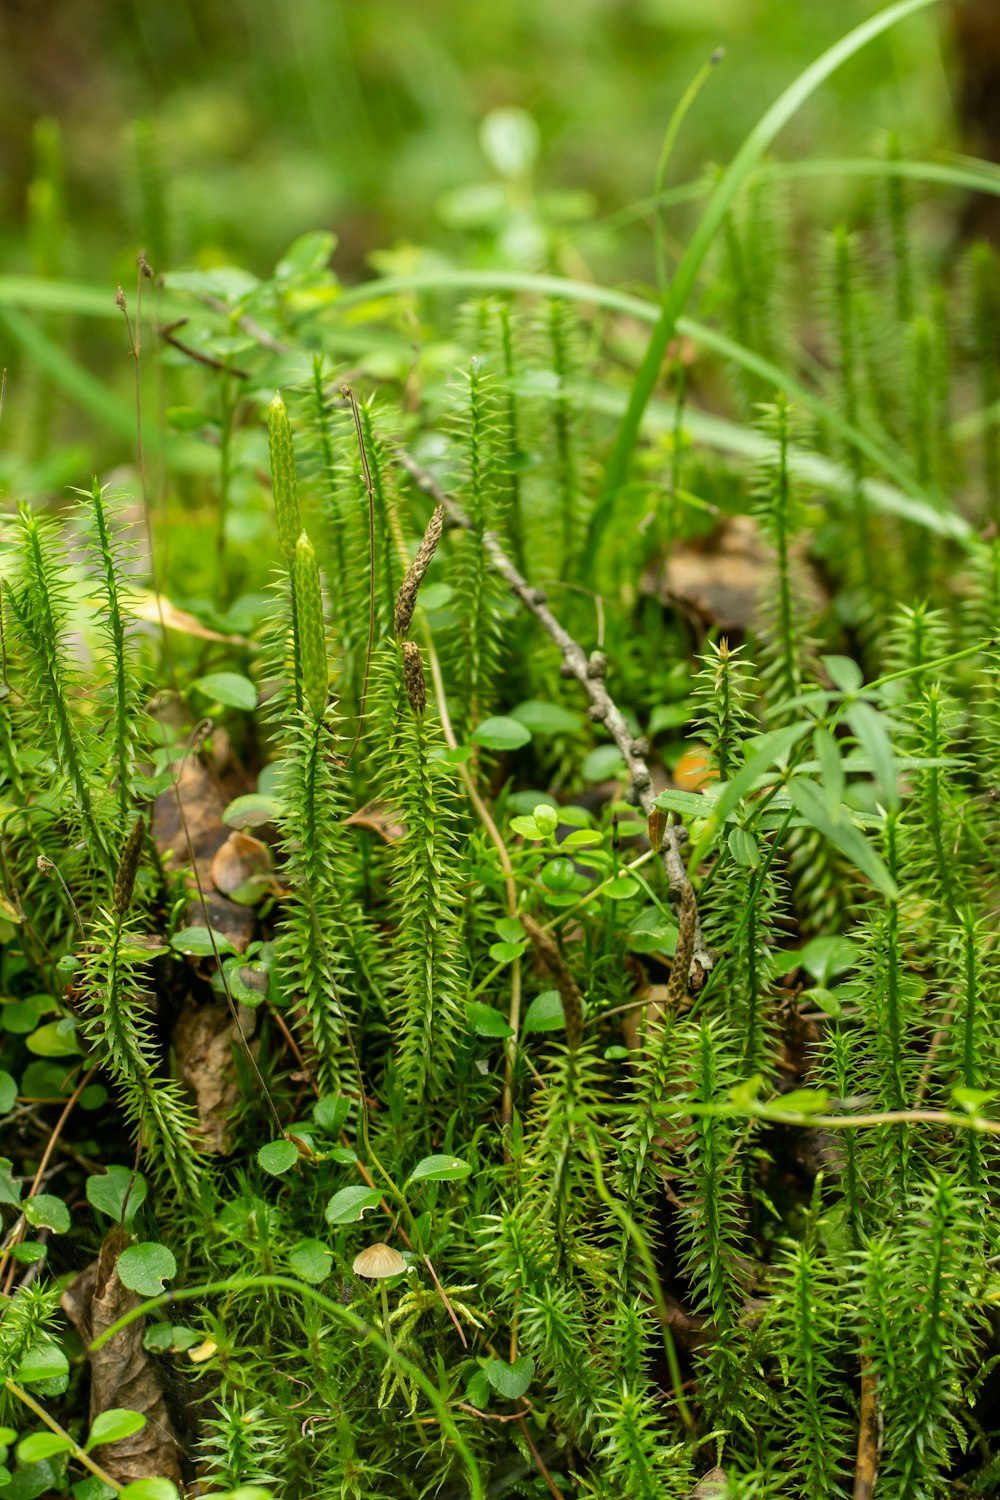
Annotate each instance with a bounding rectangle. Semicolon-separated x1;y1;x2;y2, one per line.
3;1;1000;1496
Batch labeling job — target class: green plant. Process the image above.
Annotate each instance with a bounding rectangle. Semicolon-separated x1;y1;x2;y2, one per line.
4;6;1000;1498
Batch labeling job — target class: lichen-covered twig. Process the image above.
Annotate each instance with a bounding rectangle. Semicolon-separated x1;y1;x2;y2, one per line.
391;444;712;983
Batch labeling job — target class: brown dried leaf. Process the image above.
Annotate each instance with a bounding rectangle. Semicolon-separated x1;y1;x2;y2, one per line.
60;1227;181;1486
210;831;273;898
173;997;256;1154
131;590;251;645
153;757;255;952
344;800;406;844
688;1468;728;1498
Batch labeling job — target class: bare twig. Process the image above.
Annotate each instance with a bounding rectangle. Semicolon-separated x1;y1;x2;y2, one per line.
391;444;712;982
854;1352;881;1499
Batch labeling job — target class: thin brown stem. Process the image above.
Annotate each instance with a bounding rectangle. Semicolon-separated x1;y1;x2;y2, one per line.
391;443;711;983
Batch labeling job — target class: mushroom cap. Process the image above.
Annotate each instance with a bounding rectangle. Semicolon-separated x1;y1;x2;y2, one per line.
352;1241;407;1279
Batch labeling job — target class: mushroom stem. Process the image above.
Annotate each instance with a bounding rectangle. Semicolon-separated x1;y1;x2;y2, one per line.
379;1279;394;1354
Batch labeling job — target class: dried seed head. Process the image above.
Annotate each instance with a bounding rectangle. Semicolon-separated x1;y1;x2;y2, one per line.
394;503;445;639
352;1242;407;1279
268;393;301;561
137;250;152;278
113;815;146;917
293;530;329;722
402;641;426;717
115;285;126;312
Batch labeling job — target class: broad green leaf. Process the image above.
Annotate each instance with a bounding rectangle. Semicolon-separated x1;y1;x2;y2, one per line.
117;1243;177;1296
287;1239;333;1284
25;1019;80;1058
191;672;258;712
0;1157;21;1207
170;926;237;958
822;654;864;693
728;827;760;868
485;1354;534;1400
223;794;284;829
847;699;899;810
275;231;336;281
0;1072;15;1113
407;1155;472;1184
488;941;525;963
86;1410;147;1450
602;875;639;901
510;700;582;735
788;779;898;900
472;716;532;751
522;990;565;1034
16;1343;69;1383
313;1095;351;1134
812;727;845;810
24;1195;70;1234
118;1481;182;1500
325;1186;383;1225
86;1166;148;1225
257;1140;298;1176
468;1002;514;1039
16;1433;72;1464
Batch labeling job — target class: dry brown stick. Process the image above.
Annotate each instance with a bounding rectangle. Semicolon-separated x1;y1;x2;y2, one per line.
854;1352;881;1500
391;443;712;981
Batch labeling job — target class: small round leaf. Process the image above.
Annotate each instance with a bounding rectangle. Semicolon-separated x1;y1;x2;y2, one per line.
117;1243;176;1297
324;1186;383;1225
258;1139;299;1176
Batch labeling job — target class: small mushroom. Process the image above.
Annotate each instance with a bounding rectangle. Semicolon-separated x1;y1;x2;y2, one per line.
352;1242;406;1280
352;1242;407;1359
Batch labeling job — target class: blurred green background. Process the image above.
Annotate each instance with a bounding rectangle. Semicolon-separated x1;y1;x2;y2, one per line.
0;0;964;285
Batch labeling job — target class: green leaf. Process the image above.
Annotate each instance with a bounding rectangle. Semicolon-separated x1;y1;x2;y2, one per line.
117;1243;177;1297
86;1166;147;1225
472;716;532;751
325;1186;383;1225
769;1088;831;1117
787;779;898;900
582;745;627;783
468;1002;513;1039
72;1478;117;1500
0;1158;21;1207
313;1095;351;1134
822;654;864;693
847;699;899;810
86;1410;147;1451
0;1072;15;1113
796;936;860;984
118;1482;181;1500
15;1433;71;1465
727;827;760;868
25;1019;80;1057
488;941;525;963
485;1354;534;1400
23;1195;70;1234
170;926;237;958
16;1344;69;1383
407;1155;472;1184
510;700;582;735
275;231;336;281
258;1139;298;1176
465;1368;491;1409
522;990;565;1033
287;1238;333;1283
602;875;639;901
223;794;284;829
191;672;258;712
